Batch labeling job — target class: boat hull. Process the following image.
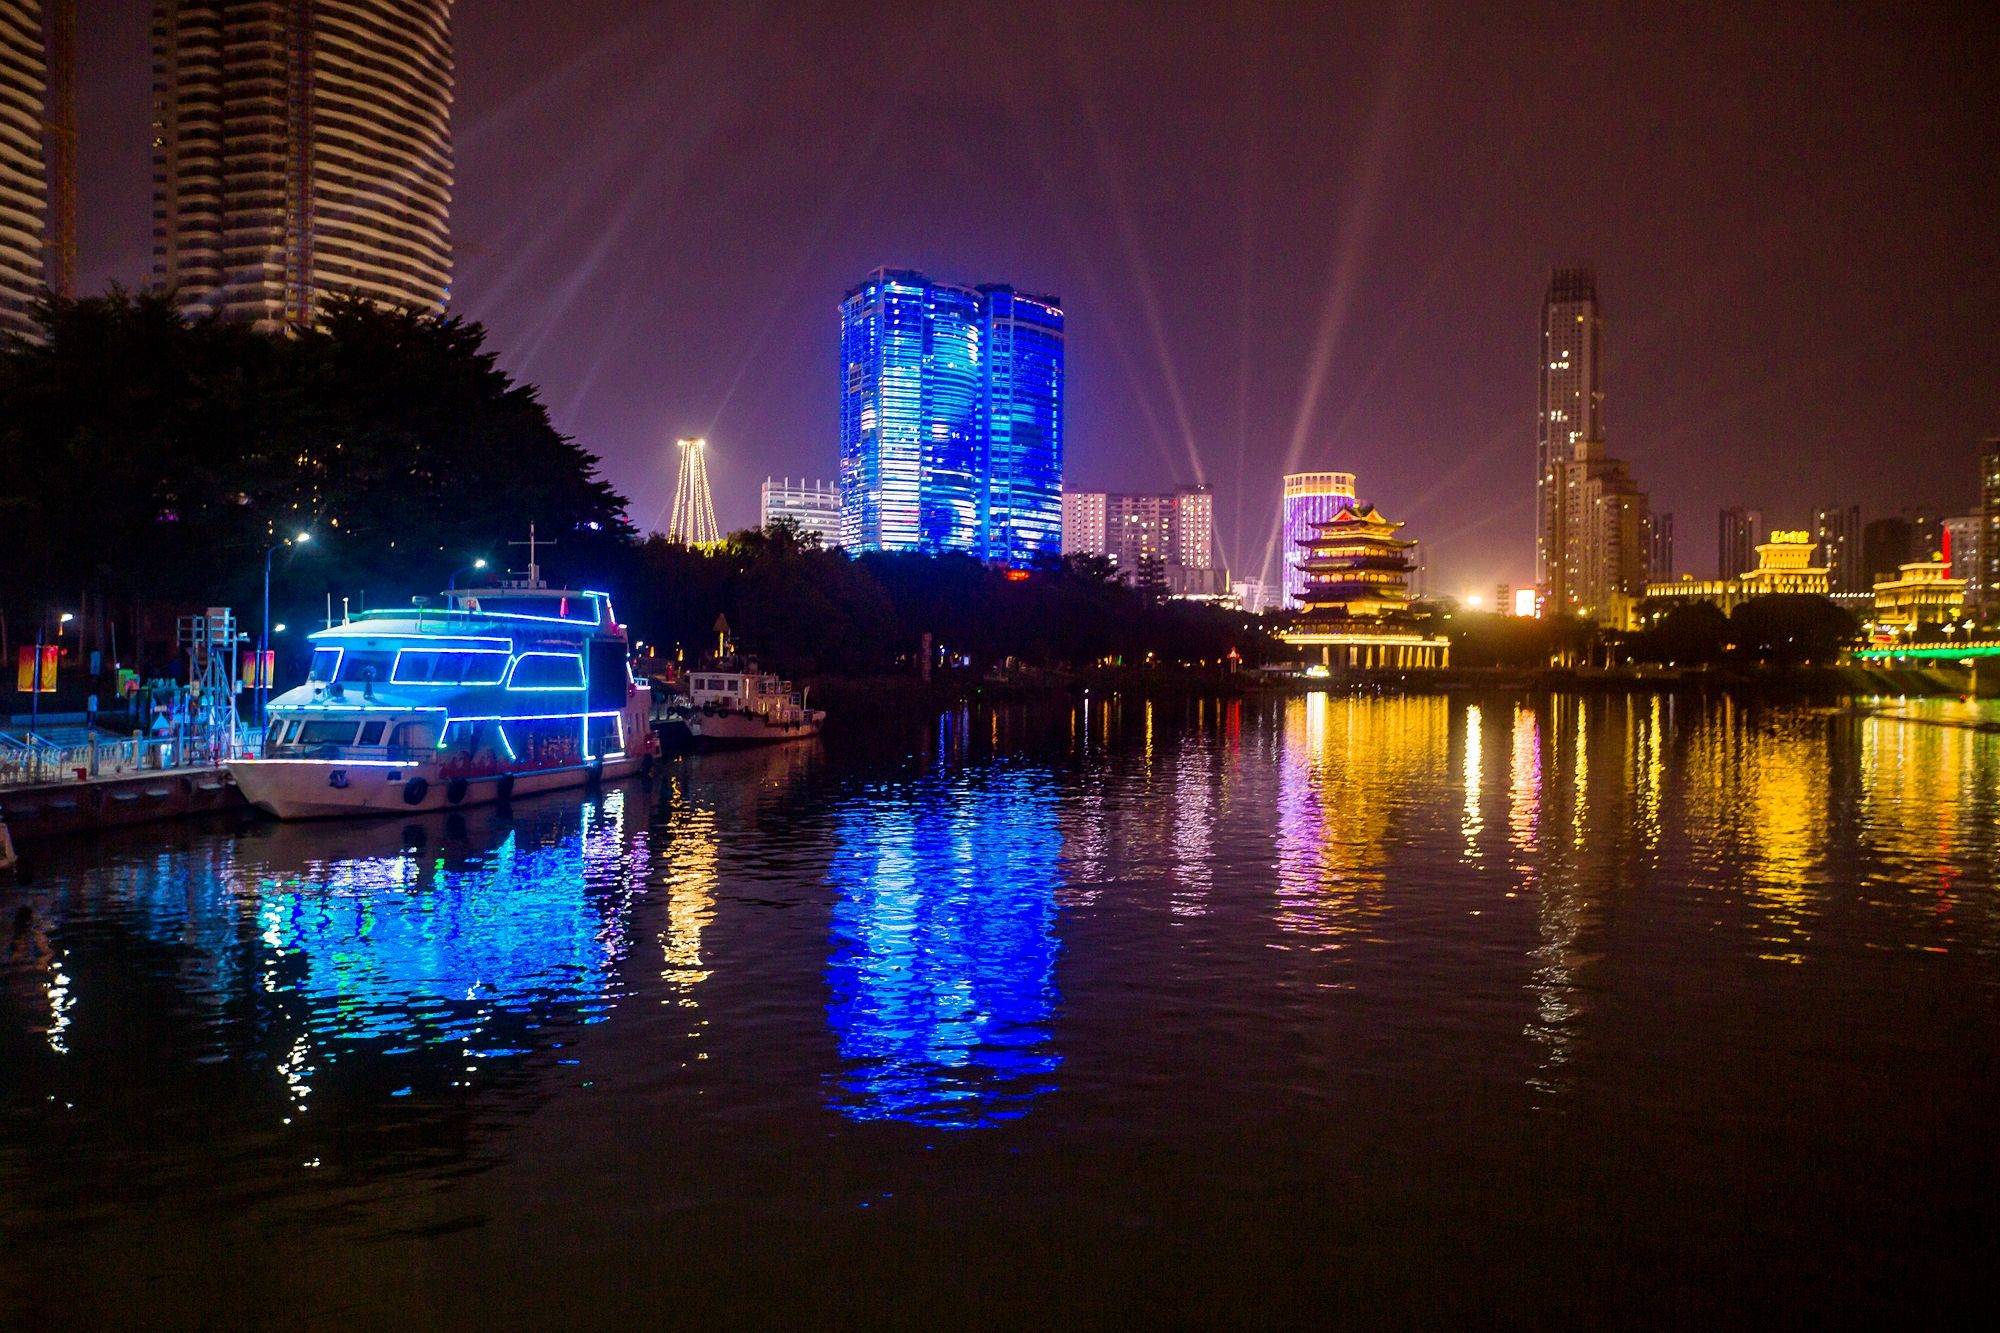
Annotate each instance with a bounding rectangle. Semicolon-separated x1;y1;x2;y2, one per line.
685;712;823;748
227;755;648;820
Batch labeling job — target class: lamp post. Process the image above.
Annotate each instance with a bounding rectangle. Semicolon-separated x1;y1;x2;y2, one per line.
448;557;489;594
260;532;312;734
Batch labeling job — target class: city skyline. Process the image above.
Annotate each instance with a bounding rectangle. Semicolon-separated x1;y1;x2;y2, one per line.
35;1;2000;592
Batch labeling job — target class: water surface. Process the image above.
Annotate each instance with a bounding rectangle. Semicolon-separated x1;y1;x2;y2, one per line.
4;694;1997;1323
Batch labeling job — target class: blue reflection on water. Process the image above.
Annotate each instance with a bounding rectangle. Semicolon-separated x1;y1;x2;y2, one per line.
825;766;1063;1128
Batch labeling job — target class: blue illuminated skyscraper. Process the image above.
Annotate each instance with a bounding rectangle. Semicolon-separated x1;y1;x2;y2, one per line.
839;268;1063;564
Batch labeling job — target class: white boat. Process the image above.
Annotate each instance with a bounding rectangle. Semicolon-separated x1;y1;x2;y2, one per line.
682;666;824;747
229;585;657;819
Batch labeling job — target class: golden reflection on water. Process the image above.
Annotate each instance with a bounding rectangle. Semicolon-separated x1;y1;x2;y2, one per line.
1461;703;1484;863
1274;692;1447;947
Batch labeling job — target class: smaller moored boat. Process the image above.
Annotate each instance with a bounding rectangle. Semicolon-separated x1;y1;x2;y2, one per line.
677;665;824;748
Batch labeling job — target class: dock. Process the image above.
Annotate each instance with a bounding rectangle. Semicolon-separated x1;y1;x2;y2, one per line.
0;732;246;842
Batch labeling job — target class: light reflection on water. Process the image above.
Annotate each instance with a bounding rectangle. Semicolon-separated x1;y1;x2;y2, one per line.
824;763;1062;1128
3;694;1999;1321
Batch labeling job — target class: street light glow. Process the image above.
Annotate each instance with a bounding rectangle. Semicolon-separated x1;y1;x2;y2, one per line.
58;612;75;623
294;531;313;544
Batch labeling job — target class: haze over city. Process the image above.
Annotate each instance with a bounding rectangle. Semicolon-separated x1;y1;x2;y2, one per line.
61;0;1999;592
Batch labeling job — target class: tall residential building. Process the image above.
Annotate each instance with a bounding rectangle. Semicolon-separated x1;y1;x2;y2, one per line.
1813;503;1863;593
151;0;455;331
1646;511;1675;581
1944;514;1983;601
1536;267;1603;599
1060;489;1107;559
1062;485;1219;594
760;477;842;547
1717;507;1762;579
1535;267;1649;622
1281;471;1357;607
1556;449;1649;620
0;0;46;340
1982;438;2000;614
1862;516;1914;585
838;268;1062;566
1902;506;1943;562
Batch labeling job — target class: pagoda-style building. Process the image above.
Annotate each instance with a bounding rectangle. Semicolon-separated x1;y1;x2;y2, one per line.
1281;503;1449;670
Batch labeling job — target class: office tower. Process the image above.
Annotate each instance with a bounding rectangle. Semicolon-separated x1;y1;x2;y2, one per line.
0;0;46;340
151;0;454;331
1717;507;1762;579
1537;267;1603;600
1646;511;1675;580
1061;485;1220;594
1812;503;1863;593
1862;516;1914;585
1944;515;1982;601
980;284;1064;566
838;268;1062;565
760;477;843;547
1282;471;1357;607
1982;438;2000;614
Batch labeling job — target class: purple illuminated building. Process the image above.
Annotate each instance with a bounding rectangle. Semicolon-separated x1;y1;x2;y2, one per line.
1282;471;1357;607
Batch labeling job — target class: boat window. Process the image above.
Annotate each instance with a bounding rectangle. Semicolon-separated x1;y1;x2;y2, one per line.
393;649;509;685
336;650;393;684
357;721;387;746
297;720;359;748
508;652;586;690
587;641;627;711
390;721;438;752
479;594;600;624
307;648;342;681
586;714;624;756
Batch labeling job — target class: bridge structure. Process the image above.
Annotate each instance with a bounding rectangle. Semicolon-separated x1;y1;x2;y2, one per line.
1850;639;2000;662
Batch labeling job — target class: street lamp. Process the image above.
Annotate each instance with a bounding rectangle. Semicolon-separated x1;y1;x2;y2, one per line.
448;557;489;593
260;531;312;734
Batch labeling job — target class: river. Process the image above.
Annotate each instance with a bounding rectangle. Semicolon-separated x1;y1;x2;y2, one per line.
3;693;1996;1323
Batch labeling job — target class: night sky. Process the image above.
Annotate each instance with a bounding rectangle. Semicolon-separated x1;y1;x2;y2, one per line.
72;2;1998;592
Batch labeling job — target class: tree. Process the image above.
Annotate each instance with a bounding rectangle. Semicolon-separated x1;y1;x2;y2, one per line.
0;292;628;666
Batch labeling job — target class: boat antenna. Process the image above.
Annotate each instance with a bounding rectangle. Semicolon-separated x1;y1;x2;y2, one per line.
509;524;554;589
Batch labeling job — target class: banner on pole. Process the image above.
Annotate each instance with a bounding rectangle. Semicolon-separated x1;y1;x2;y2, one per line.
15;645;57;693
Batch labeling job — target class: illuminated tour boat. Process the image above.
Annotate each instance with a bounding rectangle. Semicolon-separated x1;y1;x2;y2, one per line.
679;666;825;747
229;583;657;819
1281;502;1451;671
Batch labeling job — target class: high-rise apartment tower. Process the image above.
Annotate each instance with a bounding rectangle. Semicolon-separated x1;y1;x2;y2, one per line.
150;0;455;331
1536;267;1604;599
0;0;46;340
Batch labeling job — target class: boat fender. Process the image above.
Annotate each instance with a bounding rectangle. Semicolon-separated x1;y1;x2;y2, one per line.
403;776;430;805
446;777;469;806
496;774;515;803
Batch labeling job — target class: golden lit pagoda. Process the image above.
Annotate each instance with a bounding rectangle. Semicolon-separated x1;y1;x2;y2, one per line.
1282;502;1449;670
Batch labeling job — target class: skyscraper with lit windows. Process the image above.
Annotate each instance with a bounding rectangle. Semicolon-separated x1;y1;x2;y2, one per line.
839;268;1063;564
0;0;46;341
1282;471;1357;607
1538;268;1603;601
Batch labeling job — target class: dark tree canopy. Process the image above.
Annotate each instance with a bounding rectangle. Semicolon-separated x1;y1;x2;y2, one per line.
0;291;628;653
